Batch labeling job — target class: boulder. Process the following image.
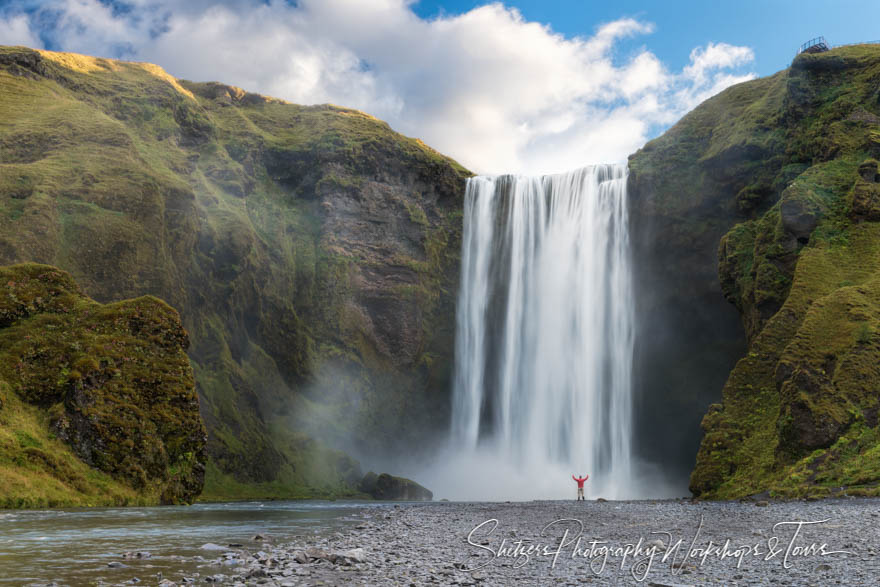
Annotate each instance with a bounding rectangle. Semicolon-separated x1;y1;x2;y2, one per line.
359;471;433;501
780;183;824;242
858;159;879;182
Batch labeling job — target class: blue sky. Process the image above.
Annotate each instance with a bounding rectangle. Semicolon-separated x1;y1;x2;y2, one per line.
412;0;880;76
0;1;873;173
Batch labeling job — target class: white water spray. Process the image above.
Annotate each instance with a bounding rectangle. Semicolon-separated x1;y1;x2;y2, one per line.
433;164;644;500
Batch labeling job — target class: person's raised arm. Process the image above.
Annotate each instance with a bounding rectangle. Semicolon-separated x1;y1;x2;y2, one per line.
572;474;577;482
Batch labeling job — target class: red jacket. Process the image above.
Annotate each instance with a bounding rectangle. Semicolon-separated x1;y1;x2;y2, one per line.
572;475;589;488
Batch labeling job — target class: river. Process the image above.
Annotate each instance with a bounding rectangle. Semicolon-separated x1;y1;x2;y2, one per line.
0;501;371;585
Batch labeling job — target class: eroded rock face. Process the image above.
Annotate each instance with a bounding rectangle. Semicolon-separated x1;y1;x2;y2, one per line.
777;366;851;454
0;263;207;504
779;183;824;243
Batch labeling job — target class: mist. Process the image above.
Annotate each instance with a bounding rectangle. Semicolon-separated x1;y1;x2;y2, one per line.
402;442;689;502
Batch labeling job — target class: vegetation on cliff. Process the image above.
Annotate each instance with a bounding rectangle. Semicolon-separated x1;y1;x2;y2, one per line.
0;46;469;499
630;44;880;499
0;263;206;507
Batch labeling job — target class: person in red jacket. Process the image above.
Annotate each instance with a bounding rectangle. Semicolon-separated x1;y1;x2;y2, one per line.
572;474;589;501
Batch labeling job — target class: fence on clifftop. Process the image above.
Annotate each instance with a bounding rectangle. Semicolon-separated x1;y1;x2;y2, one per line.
798;36;880;55
799;37;829;54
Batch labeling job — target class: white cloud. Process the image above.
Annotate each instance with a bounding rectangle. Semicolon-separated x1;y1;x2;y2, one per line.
684;42;755;85
674;42;756;112
0;0;756;175
0;13;40;47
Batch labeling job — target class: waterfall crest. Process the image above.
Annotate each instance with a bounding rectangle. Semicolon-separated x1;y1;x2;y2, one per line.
450;164;636;498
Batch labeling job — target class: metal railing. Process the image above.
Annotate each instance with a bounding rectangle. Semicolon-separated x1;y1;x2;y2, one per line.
798;37;829;54
797;37;880;55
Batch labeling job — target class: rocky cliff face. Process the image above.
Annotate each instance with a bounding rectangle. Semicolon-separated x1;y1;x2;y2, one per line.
0;263;205;506
629;44;880;498
0;46;470;498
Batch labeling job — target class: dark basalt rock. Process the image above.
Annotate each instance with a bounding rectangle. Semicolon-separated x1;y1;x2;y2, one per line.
0;46;48;79
776;365;851;456
780;183;824;242
359;471;433;501
858;159;879;182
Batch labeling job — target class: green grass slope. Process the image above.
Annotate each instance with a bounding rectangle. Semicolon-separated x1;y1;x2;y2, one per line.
0;46;470;500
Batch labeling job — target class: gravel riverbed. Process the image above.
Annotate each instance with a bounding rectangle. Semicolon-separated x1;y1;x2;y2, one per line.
66;498;880;586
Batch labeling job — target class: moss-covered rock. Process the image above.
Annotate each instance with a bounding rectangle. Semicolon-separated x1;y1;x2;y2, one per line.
0;263;206;505
630;43;880;499
0;45;469;499
850;160;880;221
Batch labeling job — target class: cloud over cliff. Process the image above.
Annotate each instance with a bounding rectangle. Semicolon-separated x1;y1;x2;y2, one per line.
0;0;755;174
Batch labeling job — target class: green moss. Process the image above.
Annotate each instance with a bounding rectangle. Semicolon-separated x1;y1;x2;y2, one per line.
404;199;429;226
0;263;206;506
854;322;874;344
694;217;880;498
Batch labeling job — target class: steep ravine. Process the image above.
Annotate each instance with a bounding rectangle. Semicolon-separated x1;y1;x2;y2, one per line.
0;46;470;499
629;44;880;498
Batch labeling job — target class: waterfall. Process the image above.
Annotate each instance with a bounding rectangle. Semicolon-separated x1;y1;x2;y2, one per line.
450;164;636;499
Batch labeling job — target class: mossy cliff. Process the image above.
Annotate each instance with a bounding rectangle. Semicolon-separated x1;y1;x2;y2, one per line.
0;46;470;499
0;263;205;506
628;44;880;498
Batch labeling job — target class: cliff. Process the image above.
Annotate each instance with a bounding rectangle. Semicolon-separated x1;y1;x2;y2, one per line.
0;263;205;506
629;44;880;498
0;46;470;498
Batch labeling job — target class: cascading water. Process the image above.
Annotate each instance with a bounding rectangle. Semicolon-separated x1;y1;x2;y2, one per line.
446;164;637;499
